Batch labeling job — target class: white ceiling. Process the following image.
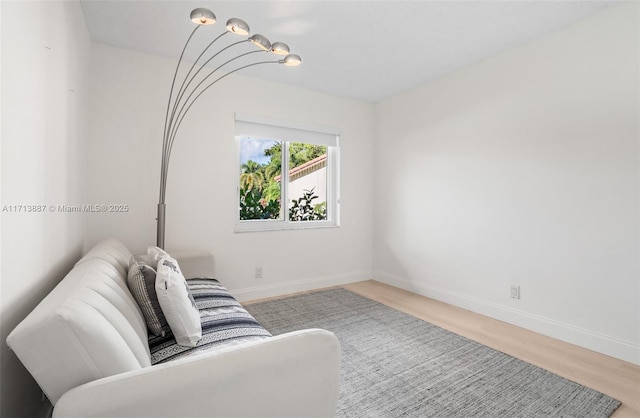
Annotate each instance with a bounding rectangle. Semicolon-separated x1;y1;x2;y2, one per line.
81;0;618;103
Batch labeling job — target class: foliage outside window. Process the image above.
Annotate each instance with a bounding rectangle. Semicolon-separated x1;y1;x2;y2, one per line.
235;116;339;232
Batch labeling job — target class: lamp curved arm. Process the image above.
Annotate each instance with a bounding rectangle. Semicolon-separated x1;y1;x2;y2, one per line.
161;58;281;202
165;49;264;168
166;37;247;149
166;31;230;140
164;39;251;164
161;24;201;191
157;58;281;248
157;7;301;249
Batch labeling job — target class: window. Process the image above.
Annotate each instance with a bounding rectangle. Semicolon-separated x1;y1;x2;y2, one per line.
235;114;340;232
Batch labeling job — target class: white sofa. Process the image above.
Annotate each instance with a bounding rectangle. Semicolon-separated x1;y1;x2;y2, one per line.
6;239;341;418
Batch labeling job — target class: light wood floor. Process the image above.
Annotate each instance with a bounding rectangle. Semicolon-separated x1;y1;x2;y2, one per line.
345;281;640;418
246;280;640;417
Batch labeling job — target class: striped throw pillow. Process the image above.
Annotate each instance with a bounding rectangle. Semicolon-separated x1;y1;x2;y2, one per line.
127;255;170;337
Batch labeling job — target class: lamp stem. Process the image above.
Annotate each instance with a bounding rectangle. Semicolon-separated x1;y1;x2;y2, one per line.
157;203;166;249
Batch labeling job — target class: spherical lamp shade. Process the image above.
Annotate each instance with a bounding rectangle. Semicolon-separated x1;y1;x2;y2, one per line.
190;8;216;25
249;34;271;51
270;42;290;55
226;18;250;35
283;54;302;66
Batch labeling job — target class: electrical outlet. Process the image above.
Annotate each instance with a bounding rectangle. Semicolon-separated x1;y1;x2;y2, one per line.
255;267;263;279
510;285;520;300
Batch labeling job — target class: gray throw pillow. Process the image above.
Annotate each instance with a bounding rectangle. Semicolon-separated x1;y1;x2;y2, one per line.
127;255;170;337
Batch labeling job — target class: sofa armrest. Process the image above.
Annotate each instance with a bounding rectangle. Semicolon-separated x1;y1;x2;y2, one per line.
53;329;341;418
172;250;215;279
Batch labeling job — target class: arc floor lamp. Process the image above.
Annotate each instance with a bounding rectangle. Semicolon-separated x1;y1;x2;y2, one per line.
157;7;301;248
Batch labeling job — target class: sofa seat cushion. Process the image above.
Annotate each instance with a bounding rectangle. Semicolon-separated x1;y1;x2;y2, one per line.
149;278;271;364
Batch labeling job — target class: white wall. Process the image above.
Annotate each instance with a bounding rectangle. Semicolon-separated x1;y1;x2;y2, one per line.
0;1;91;416
86;43;374;301
2;7;636;418
373;3;639;364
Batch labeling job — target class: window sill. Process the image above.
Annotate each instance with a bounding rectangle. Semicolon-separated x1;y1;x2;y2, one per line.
234;220;339;233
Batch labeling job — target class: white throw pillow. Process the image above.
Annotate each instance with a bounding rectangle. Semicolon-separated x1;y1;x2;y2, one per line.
155;254;202;347
147;246;169;265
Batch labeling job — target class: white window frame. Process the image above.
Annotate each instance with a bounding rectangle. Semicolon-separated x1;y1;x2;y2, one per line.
235;113;340;233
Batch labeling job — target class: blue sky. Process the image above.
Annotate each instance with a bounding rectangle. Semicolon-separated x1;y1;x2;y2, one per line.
239;137;279;165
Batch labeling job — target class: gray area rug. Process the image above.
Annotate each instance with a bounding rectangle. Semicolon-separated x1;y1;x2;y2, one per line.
245;288;621;418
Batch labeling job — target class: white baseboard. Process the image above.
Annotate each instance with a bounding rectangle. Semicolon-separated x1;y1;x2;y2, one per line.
230;270;371;303
374;272;640;366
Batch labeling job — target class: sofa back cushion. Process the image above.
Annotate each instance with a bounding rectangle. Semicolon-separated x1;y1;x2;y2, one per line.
75;238;133;277
6;240;150;405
